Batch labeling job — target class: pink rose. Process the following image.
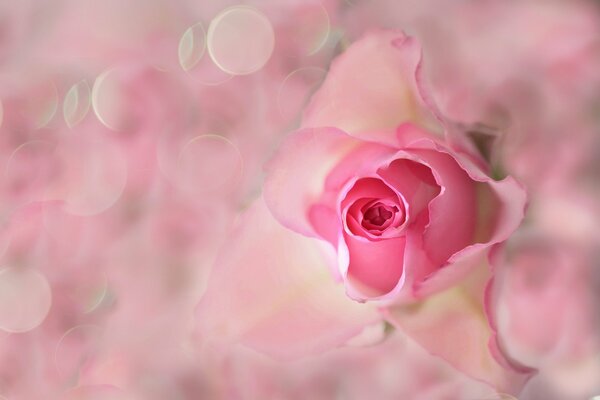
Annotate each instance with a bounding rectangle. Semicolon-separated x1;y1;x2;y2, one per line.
265;30;526;303
265;123;512;303
196;30;531;394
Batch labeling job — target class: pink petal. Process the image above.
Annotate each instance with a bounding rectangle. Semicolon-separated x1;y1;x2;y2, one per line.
395;122;443;148
417;172;527;297
488;237;597;368
343;232;406;300
340;177;403;236
411;148;478;266
323;141;398;193
383;275;534;395
400;211;439;298
194;197;380;360
302;30;439;144
341;178;399;207
307;204;339;252
264;126;361;238
265;126;396;242
336;177;410;300
402;140;527;297
264;128;360;236
377;156;440;223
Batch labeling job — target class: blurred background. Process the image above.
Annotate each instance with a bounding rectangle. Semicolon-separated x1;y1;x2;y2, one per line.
0;0;599;399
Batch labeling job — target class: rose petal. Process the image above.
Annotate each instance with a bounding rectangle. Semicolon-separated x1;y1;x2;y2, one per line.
302;30;439;143
417;178;527;297
377;156;440;223
334;177;410;300
324;140;399;193
488;238;597;368
194;197;380;360
341;178;399;209
342;232;407;300
411;148;478;265
340;178;402;230
264;126;361;238
380;128;507;300
383;272;534;395
265;126;395;241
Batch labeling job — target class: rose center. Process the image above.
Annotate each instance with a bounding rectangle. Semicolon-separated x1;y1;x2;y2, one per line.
361;202;399;232
363;204;394;226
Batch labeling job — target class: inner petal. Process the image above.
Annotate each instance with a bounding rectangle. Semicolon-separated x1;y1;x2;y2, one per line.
345;234;406;298
377;158;441;221
360;200;404;234
363;203;394;226
341;178;407;239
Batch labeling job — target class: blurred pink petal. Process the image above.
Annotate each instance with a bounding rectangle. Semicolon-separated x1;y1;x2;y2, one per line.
384;273;534;395
195;196;380;360
219;330;502;400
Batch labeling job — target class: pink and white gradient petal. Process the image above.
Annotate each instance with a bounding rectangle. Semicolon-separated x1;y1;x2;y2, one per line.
383;273;535;396
302;29;440;143
194;197;380;361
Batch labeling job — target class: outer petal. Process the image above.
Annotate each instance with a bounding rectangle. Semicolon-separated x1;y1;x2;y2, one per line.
383;268;534;395
264;126;362;238
264;126;395;240
194;197;380;360
410;148;477;266
488;237;598;368
414;177;525;298
408;140;528;297
302;29;439;144
376;155;441;226
343;234;406;300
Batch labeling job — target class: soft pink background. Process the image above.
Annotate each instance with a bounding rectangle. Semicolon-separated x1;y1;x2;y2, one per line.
1;1;599;399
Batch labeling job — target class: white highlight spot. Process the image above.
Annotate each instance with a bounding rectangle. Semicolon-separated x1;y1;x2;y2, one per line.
63;80;91;128
178;22;207;72
207;6;275;75
0;267;52;333
91;69;128;131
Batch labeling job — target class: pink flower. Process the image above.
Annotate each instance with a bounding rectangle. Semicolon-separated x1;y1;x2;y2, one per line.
196;30;531;394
